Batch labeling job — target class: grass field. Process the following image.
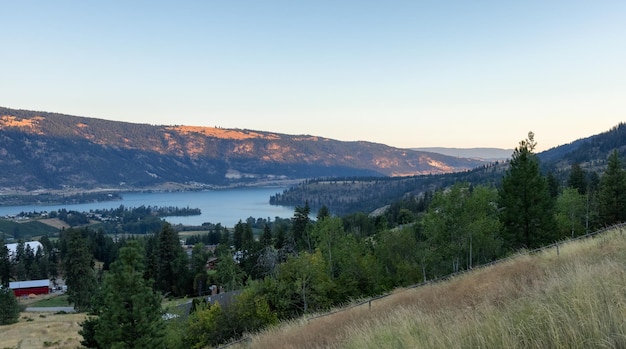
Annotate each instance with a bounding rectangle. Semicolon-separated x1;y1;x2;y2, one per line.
0;312;87;349
241;227;626;349
29;294;71;308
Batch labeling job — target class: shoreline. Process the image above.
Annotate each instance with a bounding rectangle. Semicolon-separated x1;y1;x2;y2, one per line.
0;179;302;207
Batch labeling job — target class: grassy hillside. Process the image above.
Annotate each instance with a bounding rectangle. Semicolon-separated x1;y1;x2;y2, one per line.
0;312;86;349
240;226;626;349
0;219;59;241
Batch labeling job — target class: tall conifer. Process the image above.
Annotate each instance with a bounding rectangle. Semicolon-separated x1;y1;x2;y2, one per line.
92;240;165;348
498;132;556;249
598;150;626;225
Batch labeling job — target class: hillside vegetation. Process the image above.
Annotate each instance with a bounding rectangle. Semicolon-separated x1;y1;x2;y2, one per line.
274;123;626;215
242;226;626;349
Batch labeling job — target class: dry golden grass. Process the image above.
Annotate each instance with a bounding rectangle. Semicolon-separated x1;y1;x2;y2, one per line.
241;228;626;349
167;126;281;141
0;312;87;349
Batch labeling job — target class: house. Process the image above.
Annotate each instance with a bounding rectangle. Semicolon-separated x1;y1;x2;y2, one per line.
206;257;218;270
9;279;51;297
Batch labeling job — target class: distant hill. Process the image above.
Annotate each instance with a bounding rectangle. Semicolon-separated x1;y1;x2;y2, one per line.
538;122;626;174
412;147;513;161
273;123;626;215
0;107;487;192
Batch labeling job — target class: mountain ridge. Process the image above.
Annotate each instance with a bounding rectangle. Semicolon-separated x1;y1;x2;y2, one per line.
0;106;487;192
272;123;626;215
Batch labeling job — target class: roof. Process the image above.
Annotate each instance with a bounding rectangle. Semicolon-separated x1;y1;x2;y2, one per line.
4;241;44;257
9;279;50;289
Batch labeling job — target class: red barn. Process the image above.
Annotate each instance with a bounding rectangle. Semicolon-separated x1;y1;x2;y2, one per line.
9;279;50;297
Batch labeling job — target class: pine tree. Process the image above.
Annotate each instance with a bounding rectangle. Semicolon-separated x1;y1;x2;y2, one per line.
260;224;273;247
156;223;189;297
292;203;311;251
63;229;98;312
498;132;556;249
0;242;11;287
233;220;244;250
598;150;626;225
0;287;20;325
91;240;165;348
568;163;588;195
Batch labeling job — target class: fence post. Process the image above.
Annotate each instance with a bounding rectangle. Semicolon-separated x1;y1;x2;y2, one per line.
369;299;372;310
556;243;559;256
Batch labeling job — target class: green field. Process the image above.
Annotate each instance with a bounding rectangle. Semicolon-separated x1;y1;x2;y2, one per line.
29;294;71;308
0;219;59;241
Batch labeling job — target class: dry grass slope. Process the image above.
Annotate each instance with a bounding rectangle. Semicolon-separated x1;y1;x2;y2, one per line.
238;227;626;349
0;312;87;349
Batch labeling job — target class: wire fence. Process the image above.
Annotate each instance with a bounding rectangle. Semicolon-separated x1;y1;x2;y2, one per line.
217;222;626;348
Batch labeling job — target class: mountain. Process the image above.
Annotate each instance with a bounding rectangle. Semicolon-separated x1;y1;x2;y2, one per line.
0;107;487;192
538;122;626;173
412;147;513;161
273;123;626;215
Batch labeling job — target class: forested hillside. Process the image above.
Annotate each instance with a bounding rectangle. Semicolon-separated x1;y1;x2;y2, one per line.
274;124;626;216
0;107;486;192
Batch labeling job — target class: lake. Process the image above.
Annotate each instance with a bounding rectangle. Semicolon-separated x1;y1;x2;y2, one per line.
0;187;296;227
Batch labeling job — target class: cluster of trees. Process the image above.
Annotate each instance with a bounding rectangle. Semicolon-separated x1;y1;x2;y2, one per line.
0;238;58;287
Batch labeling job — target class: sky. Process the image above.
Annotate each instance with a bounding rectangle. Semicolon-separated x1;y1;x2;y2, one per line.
2;1;625;152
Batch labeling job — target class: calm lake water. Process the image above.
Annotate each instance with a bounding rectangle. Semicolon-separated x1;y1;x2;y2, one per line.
0;187;295;227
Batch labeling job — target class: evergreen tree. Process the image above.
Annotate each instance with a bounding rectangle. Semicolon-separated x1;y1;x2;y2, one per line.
91;240;165;348
233;220;244;250
23;244;35;280
568;163;588;195
498;132;556;249
0;286;20;325
14;241;26;281
34;247;48;280
63;229;98;312
316;205;330;220
242;223;254;251
292;203;311;251
156;223;189;297
598;150;626;225
547;172;560;199
208;224;222;245
260;224;273;247
274;226;286;250
0;242;11;287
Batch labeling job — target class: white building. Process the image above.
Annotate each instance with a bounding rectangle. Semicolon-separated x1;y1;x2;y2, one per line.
4;241;44;260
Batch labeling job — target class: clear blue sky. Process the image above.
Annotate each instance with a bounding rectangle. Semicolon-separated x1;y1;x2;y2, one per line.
2;1;625;151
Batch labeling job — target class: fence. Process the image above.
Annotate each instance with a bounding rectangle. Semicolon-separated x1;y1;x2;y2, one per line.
217;222;626;348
